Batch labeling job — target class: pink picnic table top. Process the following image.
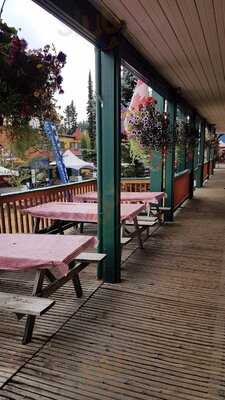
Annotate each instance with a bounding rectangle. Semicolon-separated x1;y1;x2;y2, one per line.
74;191;165;204
23;202;146;223
0;234;96;275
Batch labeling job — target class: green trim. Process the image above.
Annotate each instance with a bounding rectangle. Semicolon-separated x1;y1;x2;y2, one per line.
196;120;205;188
165;100;176;221
96;48;121;283
150;91;164;192
174;168;190;178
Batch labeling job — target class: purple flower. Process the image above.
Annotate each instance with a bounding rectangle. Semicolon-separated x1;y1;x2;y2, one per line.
57;51;66;63
20;39;27;51
56;75;63;85
45;54;52;62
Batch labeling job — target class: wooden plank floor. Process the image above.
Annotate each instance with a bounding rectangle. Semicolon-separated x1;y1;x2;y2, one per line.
1;167;225;399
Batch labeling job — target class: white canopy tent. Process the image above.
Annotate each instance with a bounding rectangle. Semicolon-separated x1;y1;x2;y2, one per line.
50;150;95;172
0;166;18;177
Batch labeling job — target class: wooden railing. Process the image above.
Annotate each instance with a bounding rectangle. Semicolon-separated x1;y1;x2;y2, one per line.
209;160;214;175
0;177;151;234
203;161;210;180
121;177;150;192
0;179;97;234
173;169;190;209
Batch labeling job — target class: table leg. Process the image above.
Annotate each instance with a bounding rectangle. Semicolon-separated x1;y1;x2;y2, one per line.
72;274;83;298
133;216;143;249
22;270;45;344
80;222;84;233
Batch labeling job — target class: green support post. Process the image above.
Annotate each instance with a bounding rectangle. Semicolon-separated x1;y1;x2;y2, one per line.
176;108;186;173
193;131;199;186
150;91;164;191
164;99;176;221
207;142;210;176
95;48;121;283
196;120;205;188
210;146;215;174
187;113;197;199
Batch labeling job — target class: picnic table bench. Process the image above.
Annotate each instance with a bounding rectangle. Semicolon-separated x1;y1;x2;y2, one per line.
0;234;106;344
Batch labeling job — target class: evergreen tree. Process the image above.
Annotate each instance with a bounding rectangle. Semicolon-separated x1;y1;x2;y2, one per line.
86;71;96;151
64;100;78;135
80;131;91;161
121;67;137;107
78;120;88;131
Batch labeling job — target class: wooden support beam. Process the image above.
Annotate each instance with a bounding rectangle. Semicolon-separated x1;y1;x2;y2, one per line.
95;48;121;284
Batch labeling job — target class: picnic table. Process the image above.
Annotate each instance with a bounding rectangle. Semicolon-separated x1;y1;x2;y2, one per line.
0;233;106;344
23;202;146;248
73;191;166;220
74;191;165;205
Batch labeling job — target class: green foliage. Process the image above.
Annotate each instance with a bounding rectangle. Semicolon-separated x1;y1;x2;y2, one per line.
129;138;148;163
86;71;96;151
121;67;137;107
64;100;78;135
9;127;49;159
0;20;66;128
78;120;88;131
80;131;91;161
8;168;30;188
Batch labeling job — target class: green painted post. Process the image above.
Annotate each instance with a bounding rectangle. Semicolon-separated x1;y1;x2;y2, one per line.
164;99;176;221
95;48;121;283
150;91;164;191
188;113;196;199
176;108;186;173
196;120;205;188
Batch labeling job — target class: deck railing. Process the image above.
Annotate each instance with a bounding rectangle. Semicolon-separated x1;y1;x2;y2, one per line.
203;161;210;180
0;178;151;234
121;177;150;192
173;169;190;209
0;179;97;234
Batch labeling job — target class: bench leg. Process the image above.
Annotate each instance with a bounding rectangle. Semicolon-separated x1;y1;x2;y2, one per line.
72;274;83;298
22;270;45;344
22;315;36;345
133;217;144;249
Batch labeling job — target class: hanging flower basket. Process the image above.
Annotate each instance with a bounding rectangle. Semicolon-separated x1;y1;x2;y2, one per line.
175;120;186;145
185;122;198;148
175;119;198;148
125;98;171;153
205;129;216;146
0;20;66;129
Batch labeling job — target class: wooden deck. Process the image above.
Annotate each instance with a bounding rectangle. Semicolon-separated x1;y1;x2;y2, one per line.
0;167;225;399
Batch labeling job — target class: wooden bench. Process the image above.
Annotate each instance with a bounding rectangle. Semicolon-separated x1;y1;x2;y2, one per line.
120;237;132;246
75;252;107;263
1;252;106;345
149;205;171;223
0;292;55;316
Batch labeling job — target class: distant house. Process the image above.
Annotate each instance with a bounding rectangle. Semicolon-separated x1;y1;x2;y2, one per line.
59;128;82;156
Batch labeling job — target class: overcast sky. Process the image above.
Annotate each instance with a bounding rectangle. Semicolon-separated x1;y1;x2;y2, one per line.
2;0;95;122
